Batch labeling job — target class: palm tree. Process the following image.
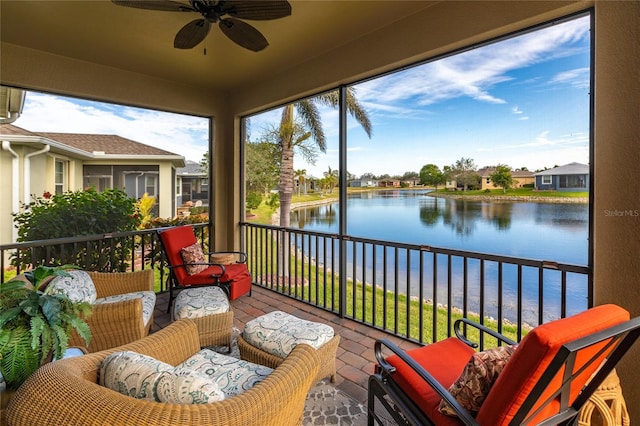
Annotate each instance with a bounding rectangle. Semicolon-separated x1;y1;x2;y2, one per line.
323;166;339;194
294;169;307;196
277;88;372;227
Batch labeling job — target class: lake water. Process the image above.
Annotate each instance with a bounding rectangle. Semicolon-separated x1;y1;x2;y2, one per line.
289;189;590;323
291;189;588;265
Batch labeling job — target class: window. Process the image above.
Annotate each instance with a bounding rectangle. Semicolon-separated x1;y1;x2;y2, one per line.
542;175;552;185
145;175;157;196
560;174;586;188
54;159;67;194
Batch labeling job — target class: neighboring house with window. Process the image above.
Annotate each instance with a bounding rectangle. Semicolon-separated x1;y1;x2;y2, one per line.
177;160;208;206
477;167;535;190
378;179;400;188
349;179;377;188
534;162;590;191
0;123;184;244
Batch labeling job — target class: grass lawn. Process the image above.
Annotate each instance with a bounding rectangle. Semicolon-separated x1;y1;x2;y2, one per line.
433;187;588;198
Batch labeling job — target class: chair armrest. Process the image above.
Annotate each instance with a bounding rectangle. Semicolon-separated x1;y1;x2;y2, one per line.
206;251;248;263
374;338;479;426
69;298;147;352
453;318;517;348
88;270;154;298
167;262;225;278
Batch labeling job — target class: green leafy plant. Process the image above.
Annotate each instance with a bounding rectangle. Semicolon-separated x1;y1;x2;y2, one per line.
12;188;141;271
0;265;92;390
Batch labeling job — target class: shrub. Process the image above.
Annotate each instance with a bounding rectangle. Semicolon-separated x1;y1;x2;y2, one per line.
12;188;140;271
246;191;263;211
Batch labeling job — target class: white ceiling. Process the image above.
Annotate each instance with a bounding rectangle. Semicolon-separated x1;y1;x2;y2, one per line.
1;1;437;92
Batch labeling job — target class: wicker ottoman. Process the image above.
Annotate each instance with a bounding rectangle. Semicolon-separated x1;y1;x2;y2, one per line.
173;286;234;348
238;310;340;383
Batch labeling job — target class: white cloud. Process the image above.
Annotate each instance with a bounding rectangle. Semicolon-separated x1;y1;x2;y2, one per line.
355;16;590;113
14;93;209;162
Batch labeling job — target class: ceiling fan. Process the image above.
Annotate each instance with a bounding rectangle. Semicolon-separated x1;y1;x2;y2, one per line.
112;0;291;52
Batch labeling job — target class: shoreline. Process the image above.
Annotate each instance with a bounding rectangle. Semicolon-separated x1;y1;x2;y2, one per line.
271;189;588;223
428;192;588;204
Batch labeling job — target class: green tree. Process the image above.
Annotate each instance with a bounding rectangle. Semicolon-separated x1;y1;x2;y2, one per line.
12;188;140;271
323;166;339;194
451;157;479;192
295;169;307;196
277;88;372;227
490;164;514;193
245;140;281;196
419;164;445;190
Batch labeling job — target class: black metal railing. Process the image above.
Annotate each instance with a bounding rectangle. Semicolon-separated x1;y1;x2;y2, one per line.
242;222;592;346
0;224;209;294
1;222;592;347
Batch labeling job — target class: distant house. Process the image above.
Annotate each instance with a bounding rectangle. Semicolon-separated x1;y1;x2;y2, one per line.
402;178;421;187
477;167;535;190
534;162;589;191
378;179;400;188
0;123;184;244
349;179;377;188
177;160;208;206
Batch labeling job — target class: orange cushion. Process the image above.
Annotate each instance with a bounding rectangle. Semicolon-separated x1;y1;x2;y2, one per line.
476;304;630;425
159;225;197;283
179;263;251;300
386;337;476;425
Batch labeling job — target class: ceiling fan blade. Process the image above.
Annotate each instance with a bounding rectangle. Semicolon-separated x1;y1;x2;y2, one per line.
222;1;291;21
174;19;211;49
111;0;194;12
219;18;268;52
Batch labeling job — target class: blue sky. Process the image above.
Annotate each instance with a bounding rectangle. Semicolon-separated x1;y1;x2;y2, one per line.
13;14;590;179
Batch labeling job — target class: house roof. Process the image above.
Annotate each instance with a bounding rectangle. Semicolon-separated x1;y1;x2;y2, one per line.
535;162;589;176
0;123;185;166
177;160;206;177
477;167;535;178
38;131;177;157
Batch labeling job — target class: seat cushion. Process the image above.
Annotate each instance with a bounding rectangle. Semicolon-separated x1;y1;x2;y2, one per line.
45;270;97;303
385;337;476;426
179;349;273;398
476;304;630;425
99;350;225;404
95;291;156;327
242;311;334;358
174;286;230;320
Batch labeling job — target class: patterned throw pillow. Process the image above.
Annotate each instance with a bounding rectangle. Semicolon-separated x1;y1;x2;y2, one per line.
178;349;273;398
181;243;207;275
99;351;224;404
45;270;97;304
438;345;517;416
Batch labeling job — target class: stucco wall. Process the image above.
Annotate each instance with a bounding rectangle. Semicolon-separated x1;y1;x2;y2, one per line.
593;1;640;420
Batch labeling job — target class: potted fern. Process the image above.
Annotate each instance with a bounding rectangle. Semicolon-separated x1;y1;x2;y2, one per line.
0;265;92;391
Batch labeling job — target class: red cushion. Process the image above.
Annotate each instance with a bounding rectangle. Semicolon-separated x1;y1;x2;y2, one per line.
179;263;251;299
476;304;630;425
386;337;476;426
159;225;197;283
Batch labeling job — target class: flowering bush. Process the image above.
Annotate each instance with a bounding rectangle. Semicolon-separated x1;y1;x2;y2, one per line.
12;188;141;271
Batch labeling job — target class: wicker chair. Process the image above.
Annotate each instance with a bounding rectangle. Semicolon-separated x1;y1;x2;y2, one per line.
7;319;321;426
67;270;155;352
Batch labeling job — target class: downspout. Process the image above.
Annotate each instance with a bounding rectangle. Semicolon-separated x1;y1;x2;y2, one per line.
1;141;20;242
24;144;50;204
